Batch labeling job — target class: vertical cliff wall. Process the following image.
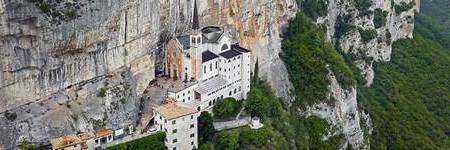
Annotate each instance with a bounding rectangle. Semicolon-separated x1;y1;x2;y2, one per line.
316;0;420;85
0;0;297;148
0;0;420;148
300;0;420;148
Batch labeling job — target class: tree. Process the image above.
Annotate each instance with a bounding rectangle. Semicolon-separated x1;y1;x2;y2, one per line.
245;79;283;121
252;59;259;81
214;130;239;150
198;111;215;144
213;98;241;120
107;132;166;150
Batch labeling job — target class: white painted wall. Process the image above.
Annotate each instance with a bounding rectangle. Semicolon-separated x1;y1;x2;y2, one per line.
154;112;199;150
168;84;198;103
201;58;219;81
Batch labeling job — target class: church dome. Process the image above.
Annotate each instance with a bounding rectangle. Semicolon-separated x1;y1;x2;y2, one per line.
201;26;224;43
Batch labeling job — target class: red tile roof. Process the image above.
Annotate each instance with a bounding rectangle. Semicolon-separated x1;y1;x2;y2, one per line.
95;129;113;138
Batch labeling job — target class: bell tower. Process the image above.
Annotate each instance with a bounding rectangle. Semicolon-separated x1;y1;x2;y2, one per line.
190;0;202;80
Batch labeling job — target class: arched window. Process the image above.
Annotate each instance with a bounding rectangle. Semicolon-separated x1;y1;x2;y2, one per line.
221;44;228;51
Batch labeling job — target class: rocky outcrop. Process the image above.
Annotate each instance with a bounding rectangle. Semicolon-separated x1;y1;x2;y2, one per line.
301;67;370;149
0;0;156;148
199;0;298;104
317;0;420;85
301;0;420;148
0;0;297;148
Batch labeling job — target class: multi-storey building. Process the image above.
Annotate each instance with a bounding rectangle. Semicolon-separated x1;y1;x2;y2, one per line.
164;0;251;111
154;100;199;150
152;0;252;149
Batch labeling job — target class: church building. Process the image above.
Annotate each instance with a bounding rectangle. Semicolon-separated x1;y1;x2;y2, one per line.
152;0;252;149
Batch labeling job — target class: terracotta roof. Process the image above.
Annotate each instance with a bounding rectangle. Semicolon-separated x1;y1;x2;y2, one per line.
78;132;95;141
95;129;113;138
154;102;197;120
51;135;82;150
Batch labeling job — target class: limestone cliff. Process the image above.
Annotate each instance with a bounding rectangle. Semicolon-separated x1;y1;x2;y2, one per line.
0;0;419;149
0;0;297;148
316;0;420;86
300;0;419;148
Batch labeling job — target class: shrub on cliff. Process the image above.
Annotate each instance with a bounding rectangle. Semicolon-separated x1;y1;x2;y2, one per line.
281;13;355;108
213;98;241;120
374;8;388;28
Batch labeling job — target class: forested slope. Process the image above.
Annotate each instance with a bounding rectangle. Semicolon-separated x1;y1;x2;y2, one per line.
358;0;450;148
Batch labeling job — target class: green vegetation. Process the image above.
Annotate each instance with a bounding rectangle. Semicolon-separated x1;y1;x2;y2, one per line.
358;28;377;43
213;98;242;120
198;111;215;144
202;76;344;149
385;29;392;45
28;0;85;24
421;0;450;48
351;0;373;16
245;79;283;121
281;14;355;108
373;8;388;28
97;87;107;97
202;1;450;149
394;1;415;14
4;111;17;121
18;141;35;150
213;126;289;150
107;132;166;150
334;14;356;48
300;0;329;20
359;7;450;148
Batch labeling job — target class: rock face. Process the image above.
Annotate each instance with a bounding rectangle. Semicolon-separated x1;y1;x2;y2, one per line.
301;0;419;148
317;0;420;85
302;68;371;149
0;0;297;148
0;0;419;149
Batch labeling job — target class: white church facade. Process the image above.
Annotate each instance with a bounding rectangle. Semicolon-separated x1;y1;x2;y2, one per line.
151;0;252;149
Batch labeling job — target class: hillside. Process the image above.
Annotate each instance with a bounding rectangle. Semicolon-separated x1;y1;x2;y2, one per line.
203;0;450;149
359;16;450;148
358;0;450;148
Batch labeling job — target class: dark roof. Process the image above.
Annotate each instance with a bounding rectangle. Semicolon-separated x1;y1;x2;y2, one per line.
177;35;190;49
201;26;224;43
202;51;219;63
231;44;251;53
219;49;242;59
192;0;199;30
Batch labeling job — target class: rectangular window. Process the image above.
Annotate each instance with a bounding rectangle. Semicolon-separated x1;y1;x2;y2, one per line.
173;139;177;143
190;124;195;128
172;120;176;124
216;61;218;69
172;129;177;134
204;66;206;73
191;115;194;119
173;147;177;150
190;133;195;138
